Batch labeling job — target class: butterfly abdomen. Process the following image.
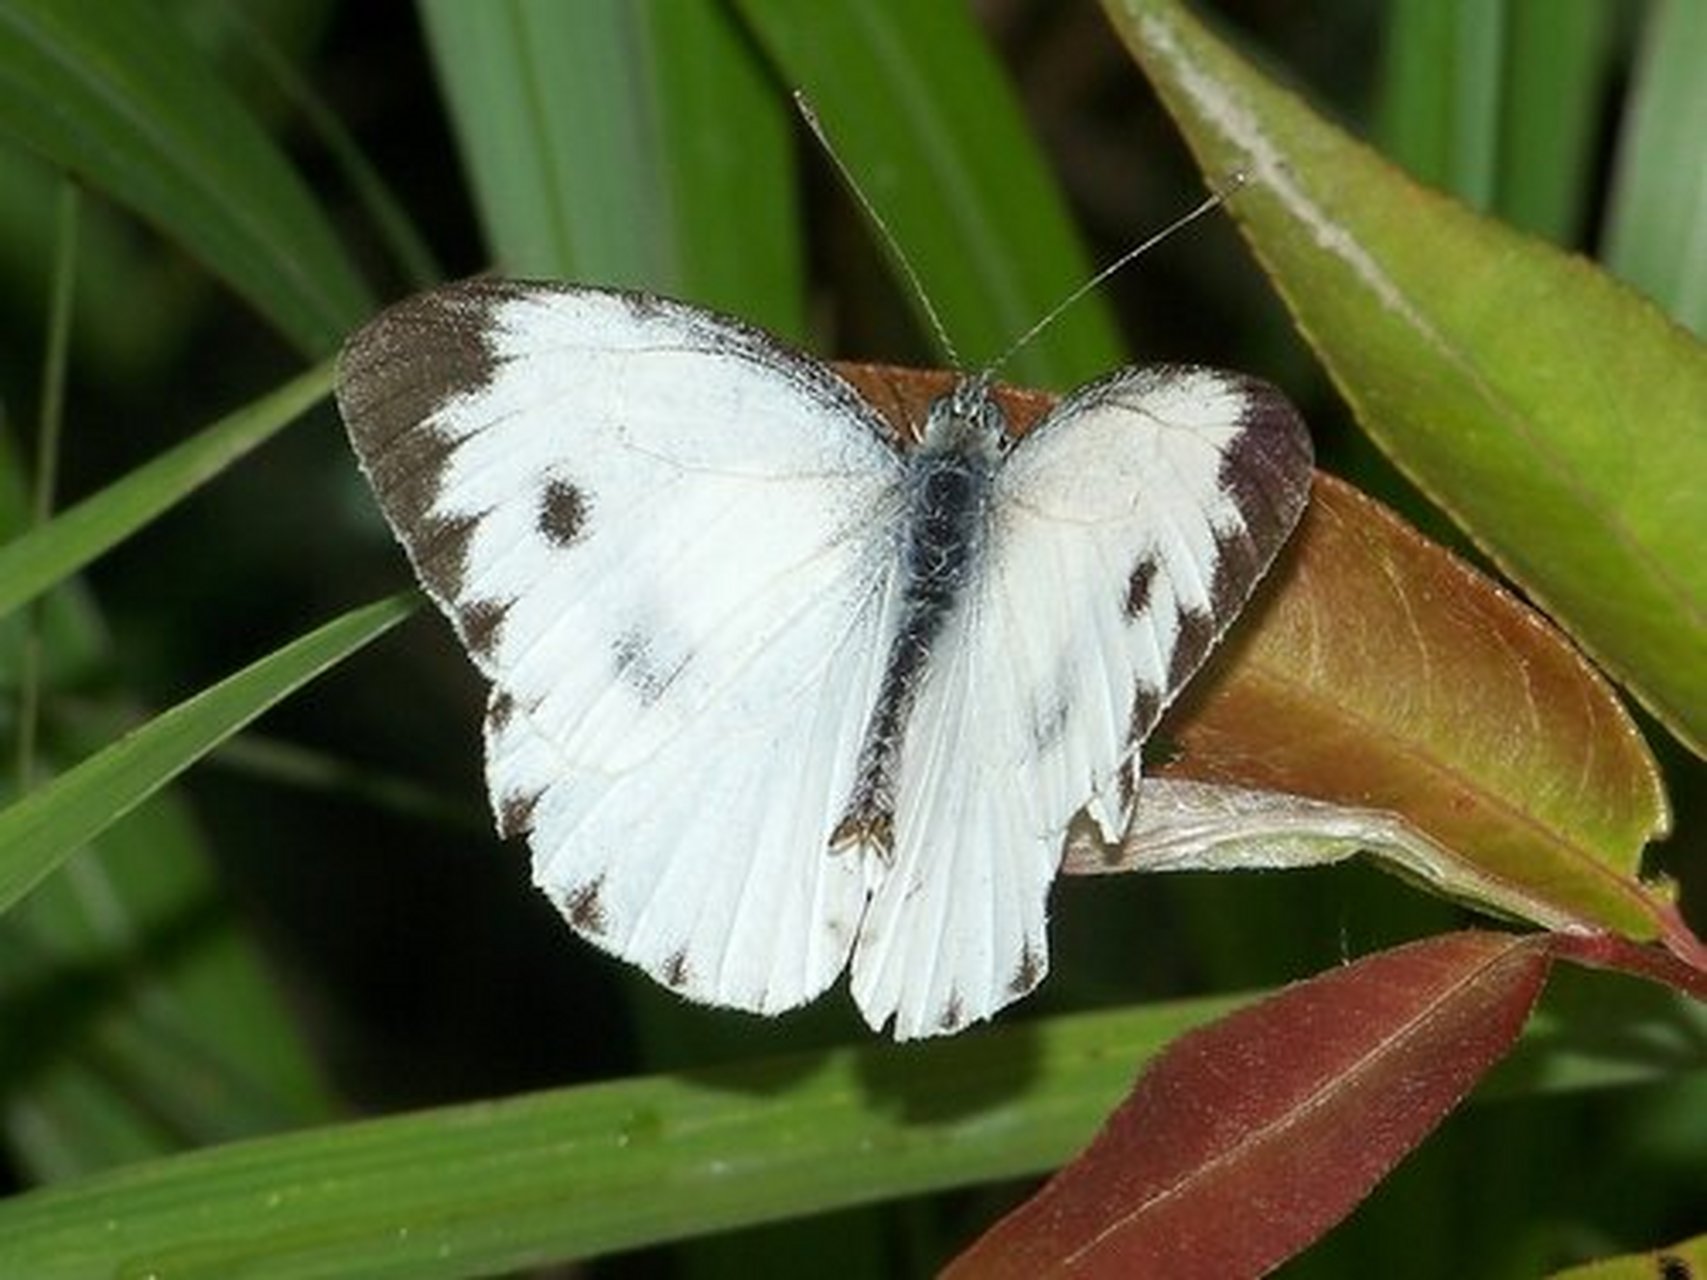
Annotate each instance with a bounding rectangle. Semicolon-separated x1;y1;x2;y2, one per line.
831;409;999;857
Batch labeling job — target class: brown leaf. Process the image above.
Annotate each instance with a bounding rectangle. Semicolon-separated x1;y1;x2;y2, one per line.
835;363;1673;941
1162;474;1670;938
941;932;1551;1280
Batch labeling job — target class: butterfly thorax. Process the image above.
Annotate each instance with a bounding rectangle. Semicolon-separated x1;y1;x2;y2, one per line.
829;380;1006;861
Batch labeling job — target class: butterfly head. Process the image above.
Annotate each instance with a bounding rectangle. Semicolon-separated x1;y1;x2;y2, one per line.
921;371;1008;461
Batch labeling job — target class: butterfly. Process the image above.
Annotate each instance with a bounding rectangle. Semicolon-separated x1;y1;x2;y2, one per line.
335;279;1312;1039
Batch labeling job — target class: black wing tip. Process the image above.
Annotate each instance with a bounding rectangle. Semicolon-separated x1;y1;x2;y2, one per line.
1221;377;1314;552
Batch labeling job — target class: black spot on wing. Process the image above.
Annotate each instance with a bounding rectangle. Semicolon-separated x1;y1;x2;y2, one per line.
1008;944;1044;997
1117;759;1138;817
565;878;607;936
1658;1256;1692;1280
1030;695;1069;756
487;688;515;734
459;598;510;662
1124;557;1158;620
612;630;677;705
538;478;590;546
938;992;965;1033
496;788;538;839
662;950;692;990
1127;683;1162;747
1166;606;1215;694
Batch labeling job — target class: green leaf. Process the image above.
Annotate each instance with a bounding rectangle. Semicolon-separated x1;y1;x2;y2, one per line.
0;0;368;354
1104;0;1707;755
1603;0;1707;335
0;595;415;916
0;998;1327;1277
418;0;804;338
734;0;1125;389
0;362;333;624
0;976;1694;1279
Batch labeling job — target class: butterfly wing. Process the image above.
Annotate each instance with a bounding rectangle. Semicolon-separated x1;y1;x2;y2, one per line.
337;281;908;1016
851;366;1312;1038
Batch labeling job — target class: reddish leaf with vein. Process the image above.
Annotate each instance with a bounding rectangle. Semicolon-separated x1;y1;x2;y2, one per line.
942;932;1552;1280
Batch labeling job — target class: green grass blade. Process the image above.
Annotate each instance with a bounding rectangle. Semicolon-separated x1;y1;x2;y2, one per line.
1377;0;1615;243
15;178;78;787
227;14;442;291
1494;0;1617;243
1603;0;1707;334
0;974;1694;1279
0;595;415;916
0;362;333;623
0;0;368;354
0;998;1242;1278
1375;0;1502;210
735;0;1125;390
418;0;803;337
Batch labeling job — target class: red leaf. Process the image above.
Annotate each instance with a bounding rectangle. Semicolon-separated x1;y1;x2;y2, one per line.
943;933;1551;1279
1547;921;1707;1002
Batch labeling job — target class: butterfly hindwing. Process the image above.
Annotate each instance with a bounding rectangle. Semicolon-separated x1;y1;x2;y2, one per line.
338;281;910;1014
851;366;1311;1037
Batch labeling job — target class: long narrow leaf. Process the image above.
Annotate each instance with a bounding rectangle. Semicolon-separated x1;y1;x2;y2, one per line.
0;0;368;354
0;363;333;623
418;0;803;338
0;420;337;1178
0;998;1240;1278
734;0;1125;389
0;595;414;916
1602;0;1707;334
1550;1231;1707;1279
0;962;1692;1278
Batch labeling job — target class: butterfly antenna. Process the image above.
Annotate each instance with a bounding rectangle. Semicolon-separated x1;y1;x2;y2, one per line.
985;171;1248;381
793;91;965;372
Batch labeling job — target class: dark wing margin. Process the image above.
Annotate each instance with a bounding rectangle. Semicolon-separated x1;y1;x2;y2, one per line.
1126;367;1312;748
335;281;520;609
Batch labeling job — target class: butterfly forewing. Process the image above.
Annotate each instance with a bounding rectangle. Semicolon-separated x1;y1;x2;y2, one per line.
338;281;910;1014
851;366;1311;1037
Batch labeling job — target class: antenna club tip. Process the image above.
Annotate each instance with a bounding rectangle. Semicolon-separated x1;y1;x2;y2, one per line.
1211;168;1251;199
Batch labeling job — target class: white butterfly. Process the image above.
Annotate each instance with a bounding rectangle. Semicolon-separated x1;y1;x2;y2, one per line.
335;281;1312;1039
